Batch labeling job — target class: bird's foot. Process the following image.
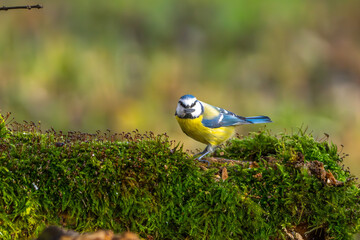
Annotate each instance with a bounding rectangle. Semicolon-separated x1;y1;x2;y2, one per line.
197;158;211;166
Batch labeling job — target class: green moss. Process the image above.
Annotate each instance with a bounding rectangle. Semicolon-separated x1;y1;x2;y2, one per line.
0;114;10;139
0;122;359;239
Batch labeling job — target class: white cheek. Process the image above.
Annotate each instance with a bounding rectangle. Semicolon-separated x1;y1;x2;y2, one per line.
192;102;203;117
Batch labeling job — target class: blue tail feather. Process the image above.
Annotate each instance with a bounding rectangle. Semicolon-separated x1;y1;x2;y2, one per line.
245;116;272;124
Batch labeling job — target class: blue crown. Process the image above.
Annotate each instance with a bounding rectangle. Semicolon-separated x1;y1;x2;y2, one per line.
180;94;196;100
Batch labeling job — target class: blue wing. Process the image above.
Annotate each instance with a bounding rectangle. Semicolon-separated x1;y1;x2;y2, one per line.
200;101;272;128
200;102;251;128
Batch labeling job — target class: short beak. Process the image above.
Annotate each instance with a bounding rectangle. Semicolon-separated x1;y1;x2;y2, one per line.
184;108;195;113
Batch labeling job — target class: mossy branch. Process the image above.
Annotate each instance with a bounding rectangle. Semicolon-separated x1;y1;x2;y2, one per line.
0;118;359;239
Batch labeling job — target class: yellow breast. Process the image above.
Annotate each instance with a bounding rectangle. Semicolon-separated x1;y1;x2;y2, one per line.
176;115;236;146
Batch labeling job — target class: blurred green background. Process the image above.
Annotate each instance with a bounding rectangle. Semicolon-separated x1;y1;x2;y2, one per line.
1;1;360;177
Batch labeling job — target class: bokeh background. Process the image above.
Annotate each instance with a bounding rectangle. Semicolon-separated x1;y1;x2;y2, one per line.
1;1;360;177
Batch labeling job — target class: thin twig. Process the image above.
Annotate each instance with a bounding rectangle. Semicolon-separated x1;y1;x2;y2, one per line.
0;4;43;11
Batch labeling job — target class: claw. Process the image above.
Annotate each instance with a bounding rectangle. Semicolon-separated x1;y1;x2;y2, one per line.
198;158;210;166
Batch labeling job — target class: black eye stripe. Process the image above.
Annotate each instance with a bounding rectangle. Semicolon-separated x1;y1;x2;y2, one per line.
190;100;197;108
179;101;186;108
179;100;197;108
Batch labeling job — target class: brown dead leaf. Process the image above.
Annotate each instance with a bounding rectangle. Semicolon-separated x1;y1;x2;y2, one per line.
326;171;344;187
221;167;228;181
253;172;262;180
249;162;259;168
306;161;344;186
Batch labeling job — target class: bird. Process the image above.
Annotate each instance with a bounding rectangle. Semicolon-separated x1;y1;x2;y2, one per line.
175;94;272;162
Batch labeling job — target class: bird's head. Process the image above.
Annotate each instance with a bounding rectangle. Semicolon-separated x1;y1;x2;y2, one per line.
175;94;203;119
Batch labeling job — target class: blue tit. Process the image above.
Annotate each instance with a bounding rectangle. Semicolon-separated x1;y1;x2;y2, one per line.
175;94;272;161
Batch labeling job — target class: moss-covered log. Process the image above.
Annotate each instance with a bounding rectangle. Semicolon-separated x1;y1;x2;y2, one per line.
0;118;359;239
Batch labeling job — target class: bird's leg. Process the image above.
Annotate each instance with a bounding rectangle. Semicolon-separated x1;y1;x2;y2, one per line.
195;145;215;165
194;145;212;159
